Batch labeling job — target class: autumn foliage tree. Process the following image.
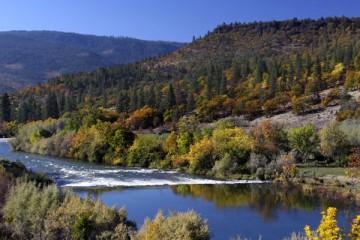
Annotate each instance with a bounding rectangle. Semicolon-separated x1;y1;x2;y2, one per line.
251;120;288;161
125;106;162;130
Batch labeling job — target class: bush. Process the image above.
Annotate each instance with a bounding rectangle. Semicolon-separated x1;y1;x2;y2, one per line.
339;119;360;146
125;106;162;130
137;210;210;240
288;124;319;163
70;125;109;163
9;119;64;152
2;181;135;240
187;138;215;174
127;135;166;167
319;122;347;162
252;120;288;161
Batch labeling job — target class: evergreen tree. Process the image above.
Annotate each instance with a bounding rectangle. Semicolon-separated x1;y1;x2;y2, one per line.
154;83;163;111
115;90;130;113
57;94;65;115
295;54;303;82
232;60;241;85
17;101;28;123
206;65;215;100
186;87;196;113
1;93;11;122
165;84;176;110
65;94;75;113
314;56;322;84
145;84;155;108
129;88;138;112
220;75;227;95
255;59;266;83
354;51;360;71
44;93;59;119
240;59;251;79
102;89;107;108
288;63;294;87
268;63;277;97
304;53;313;77
344;45;353;69
137;87;145;110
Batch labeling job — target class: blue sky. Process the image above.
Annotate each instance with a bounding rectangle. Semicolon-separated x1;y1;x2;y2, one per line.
1;0;359;42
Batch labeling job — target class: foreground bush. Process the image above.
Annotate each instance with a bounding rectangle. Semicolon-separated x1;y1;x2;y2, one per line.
137;210;210;240
2;182;136;240
304;207;360;240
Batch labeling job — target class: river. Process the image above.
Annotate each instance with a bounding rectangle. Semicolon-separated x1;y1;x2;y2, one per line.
0;139;358;239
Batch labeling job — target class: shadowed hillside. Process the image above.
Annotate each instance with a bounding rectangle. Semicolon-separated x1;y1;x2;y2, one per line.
0;30;185;93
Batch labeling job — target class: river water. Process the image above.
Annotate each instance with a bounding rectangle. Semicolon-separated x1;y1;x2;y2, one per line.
0;139;358;239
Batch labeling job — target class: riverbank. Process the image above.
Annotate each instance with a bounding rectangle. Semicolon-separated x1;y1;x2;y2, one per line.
290;174;360;206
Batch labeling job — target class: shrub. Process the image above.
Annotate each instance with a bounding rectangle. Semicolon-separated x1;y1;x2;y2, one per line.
70;125;109;163
252;120;288;161
304;207;340;240
125;106;162;130
127;135;166;167
187;138;215;174
212;127;253;162
319;122;347;162
137;210;210;240
3;181;135;240
291;96;312;115
288;124;319;163
3;182;61;239
339;119;360;146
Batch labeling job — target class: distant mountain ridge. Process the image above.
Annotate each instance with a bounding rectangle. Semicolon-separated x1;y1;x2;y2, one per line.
0;30;185;93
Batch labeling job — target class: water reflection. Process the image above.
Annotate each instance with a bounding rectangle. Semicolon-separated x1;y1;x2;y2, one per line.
169;184;355;221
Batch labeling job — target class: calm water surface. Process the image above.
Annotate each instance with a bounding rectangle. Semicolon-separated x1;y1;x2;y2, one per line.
0;139;358;239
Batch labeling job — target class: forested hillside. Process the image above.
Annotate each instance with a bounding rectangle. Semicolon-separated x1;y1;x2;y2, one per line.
0;30;184;93
7;17;360;125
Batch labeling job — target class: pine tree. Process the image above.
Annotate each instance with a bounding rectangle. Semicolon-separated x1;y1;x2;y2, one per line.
154;83;163;111
295;54;303;82
186;87;196;113
137;87;145;110
17;101;28;123
355;51;360;71
102;89;107;108
65;94;74;113
220;75;227;95
44;93;59;119
145;84;155;108
1;93;11;122
116;90;130;113
232;60;241;85
288;63;294;87
165;84;176;110
57;94;65;115
206;65;215;100
255;59;266;83
129;88;138;112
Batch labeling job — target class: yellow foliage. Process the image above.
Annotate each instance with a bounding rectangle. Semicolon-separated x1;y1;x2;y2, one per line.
212;127;253;157
304;207;341;240
317;207;340;240
332;63;345;75
350;215;360;239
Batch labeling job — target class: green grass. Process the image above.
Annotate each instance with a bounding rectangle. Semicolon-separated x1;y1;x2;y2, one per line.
297;167;348;177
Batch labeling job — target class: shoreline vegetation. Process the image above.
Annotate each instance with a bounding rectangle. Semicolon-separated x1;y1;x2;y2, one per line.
0;159;359;239
8;115;360;200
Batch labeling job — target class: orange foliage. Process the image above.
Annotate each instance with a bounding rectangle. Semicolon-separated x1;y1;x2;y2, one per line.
125;106;161;130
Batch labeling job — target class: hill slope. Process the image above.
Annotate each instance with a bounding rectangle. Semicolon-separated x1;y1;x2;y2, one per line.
9;17;360;125
0;30;185;93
